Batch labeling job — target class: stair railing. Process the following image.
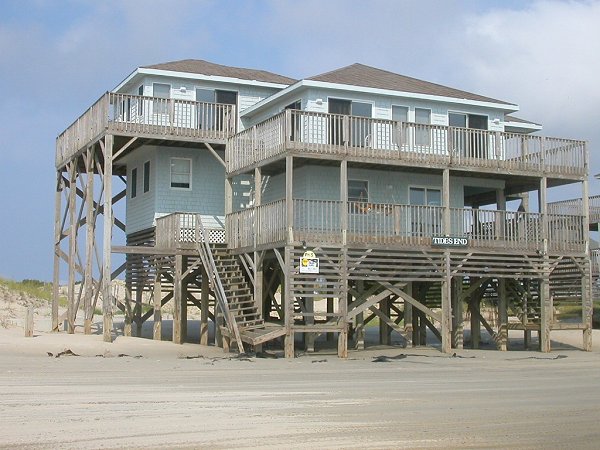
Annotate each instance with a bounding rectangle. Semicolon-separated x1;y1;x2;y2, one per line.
193;216;244;353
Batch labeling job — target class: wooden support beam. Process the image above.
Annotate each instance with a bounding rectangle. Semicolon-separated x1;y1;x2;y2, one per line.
173;254;183;344
285;156;294;244
84;148;94;335
67;162;77;334
381;282;442;323
204;142;225;168
582;175;593;351
284;246;294;358
153;272;162;341
101;135;114;342
52;171;63;332
200;266;209;346
441;253;452;353
451;278;463;349
498;278;508;351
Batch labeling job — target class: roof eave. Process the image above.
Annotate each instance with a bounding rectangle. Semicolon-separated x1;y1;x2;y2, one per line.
242;79;520;117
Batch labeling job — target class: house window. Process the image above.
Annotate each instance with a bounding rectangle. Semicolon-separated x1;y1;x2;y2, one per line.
143;161;150;193
170;158;192;189
196;88;214;129
409;186;442;236
137;85;144;115
152;83;170;115
285;100;302;141
415;108;431;146
130;168;137;199
392;105;409;145
348;180;369;202
409;187;441;206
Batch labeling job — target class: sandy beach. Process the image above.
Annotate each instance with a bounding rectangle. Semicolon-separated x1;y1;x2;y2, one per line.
1;313;600;449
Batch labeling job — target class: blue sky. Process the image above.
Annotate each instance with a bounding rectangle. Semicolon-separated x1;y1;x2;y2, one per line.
0;0;598;281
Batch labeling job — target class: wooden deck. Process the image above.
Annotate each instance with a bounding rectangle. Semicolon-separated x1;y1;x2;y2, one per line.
227;110;587;179
225;199;585;253
56;92;236;169
548;194;600;225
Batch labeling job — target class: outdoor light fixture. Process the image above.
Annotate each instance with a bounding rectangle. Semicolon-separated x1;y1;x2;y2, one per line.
316;98;323;105
302;240;307;249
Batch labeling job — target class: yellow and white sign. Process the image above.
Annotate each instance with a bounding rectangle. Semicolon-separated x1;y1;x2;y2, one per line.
299;250;319;274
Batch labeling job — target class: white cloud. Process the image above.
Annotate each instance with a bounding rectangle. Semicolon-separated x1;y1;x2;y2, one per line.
454;1;600;160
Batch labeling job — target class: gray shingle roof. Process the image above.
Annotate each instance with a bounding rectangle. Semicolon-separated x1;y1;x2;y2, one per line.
143;59;296;85
505;114;541;126
308;63;513;105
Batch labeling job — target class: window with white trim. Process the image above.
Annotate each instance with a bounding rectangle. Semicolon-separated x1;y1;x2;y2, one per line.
415;108;431;146
152;83;170;115
130;167;137;198
143;161;150;193
348;180;368;202
170;158;192;189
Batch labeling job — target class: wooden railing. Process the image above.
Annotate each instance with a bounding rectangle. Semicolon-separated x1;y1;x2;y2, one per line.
227;109;586;177
548;195;600;224
591;249;600;275
155;213;225;248
56;92;236;168
224;199;586;252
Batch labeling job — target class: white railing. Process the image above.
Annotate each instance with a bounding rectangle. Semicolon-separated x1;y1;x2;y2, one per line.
56;92;236;168
226;109;586;177
548;194;600;224
224;200;584;251
155;213;225;248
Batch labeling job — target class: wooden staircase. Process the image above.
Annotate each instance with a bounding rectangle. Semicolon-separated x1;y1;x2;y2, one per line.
212;246;264;332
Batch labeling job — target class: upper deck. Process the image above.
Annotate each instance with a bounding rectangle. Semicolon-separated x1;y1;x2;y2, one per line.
227;110;587;180
55;92;236;169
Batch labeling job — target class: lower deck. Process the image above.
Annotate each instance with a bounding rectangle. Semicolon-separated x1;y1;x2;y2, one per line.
107;226;593;356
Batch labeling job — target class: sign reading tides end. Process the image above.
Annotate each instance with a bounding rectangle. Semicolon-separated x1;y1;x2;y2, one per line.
431;236;469;247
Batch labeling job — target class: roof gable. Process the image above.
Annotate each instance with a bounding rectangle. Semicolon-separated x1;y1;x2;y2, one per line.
308;63;511;105
143;59;296;85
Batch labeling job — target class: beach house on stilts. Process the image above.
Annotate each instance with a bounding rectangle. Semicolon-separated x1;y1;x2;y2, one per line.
53;59;592;357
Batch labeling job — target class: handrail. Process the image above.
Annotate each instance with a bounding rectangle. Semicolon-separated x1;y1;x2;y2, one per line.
56;93;236;169
226;109;586;177
194;218;244;353
225;200;585;251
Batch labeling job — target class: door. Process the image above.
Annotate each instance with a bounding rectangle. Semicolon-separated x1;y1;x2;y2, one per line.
350;101;372;147
328;98;351;145
409;187;442;236
196;88;214;130
215;90;238;132
285;100;302;142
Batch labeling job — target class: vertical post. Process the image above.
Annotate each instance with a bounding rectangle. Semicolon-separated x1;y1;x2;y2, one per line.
153;269;162;340
539;176;551;352
470;291;481;349
173;253;183;344
498;278;508;351
286;156;294;244
225;177;233;244
404;282;413;337
441;254;452;353
102;135;114;342
305;297;315;352
200;265;209;345
355;280;365;349
379;295;391;346
25;307;34;337
496;189;506;241
284;246;294;358
327;297;335;343
582;175;592;351
67;161;77;334
181;257;188;343
443;169;450;235
135;282;143;337
52;171;62;332
340;160;348;245
451;278;463;349
123;282;132;337
338;248;348;358
84;148;94;335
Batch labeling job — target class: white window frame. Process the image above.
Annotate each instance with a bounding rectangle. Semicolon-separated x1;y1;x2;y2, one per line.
348;179;369;202
170;157;192;190
143;160;151;194
130;167;137;199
